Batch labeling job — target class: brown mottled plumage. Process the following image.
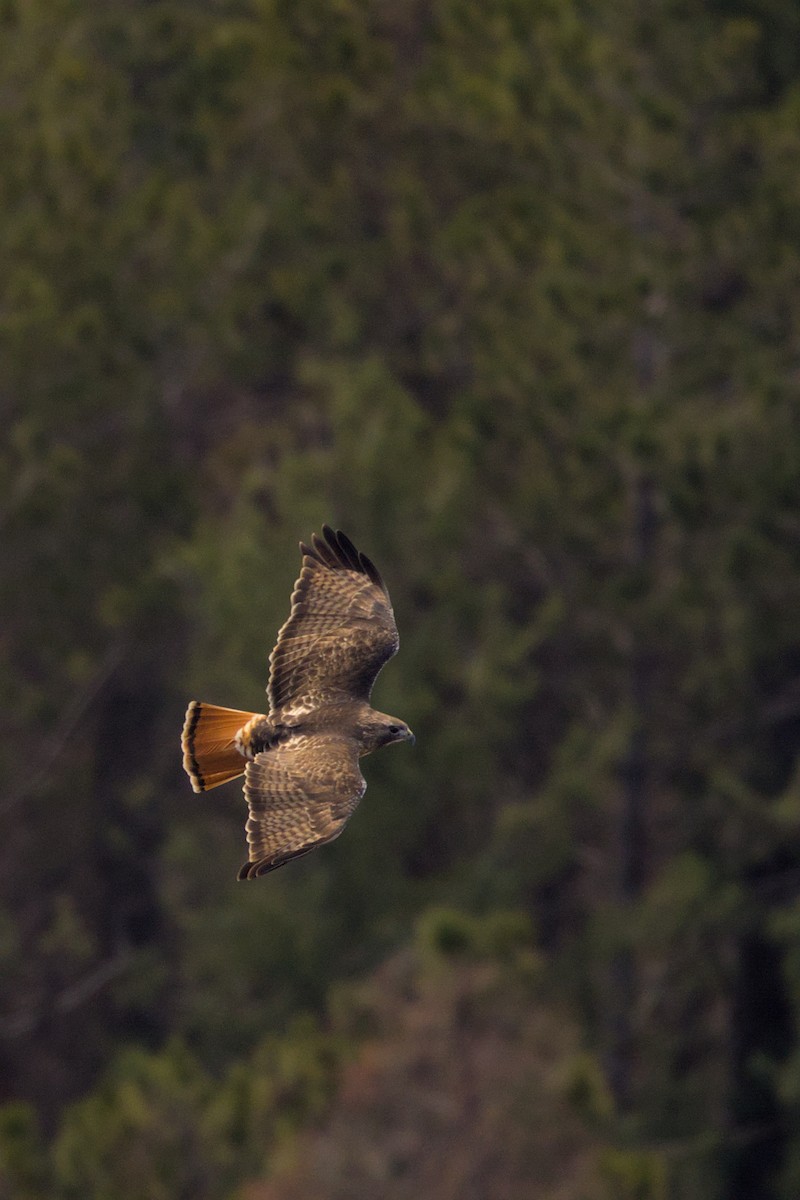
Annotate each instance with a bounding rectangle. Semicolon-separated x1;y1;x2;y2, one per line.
181;526;413;878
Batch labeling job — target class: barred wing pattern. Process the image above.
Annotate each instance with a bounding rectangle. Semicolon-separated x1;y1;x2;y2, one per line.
268;525;399;714
183;526;410;880
239;734;366;878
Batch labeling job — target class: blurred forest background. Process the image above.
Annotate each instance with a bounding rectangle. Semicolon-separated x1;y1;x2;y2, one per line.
2;0;800;1197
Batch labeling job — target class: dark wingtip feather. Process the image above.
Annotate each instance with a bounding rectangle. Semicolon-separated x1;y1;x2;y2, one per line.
321;525;357;571
238;856;279;879
334;528;362;571
311;531;339;568
237;844;318;879
299;540;325;567
359;550;387;593
302;525;388;594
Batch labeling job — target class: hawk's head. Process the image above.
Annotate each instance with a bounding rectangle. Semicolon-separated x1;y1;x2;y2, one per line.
360;711;415;754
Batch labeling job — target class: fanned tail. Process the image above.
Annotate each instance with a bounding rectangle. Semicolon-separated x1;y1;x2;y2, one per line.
181;702;257;792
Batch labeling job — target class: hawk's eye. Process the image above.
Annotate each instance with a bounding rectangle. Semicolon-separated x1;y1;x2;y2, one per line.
388;724;402;734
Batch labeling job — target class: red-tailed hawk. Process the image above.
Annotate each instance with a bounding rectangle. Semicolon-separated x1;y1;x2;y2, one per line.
181;526;414;878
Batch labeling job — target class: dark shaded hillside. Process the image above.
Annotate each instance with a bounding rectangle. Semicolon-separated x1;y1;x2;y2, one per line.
245;933;608;1200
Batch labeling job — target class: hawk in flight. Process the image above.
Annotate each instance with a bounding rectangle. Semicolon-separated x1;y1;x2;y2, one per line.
181;526;414;878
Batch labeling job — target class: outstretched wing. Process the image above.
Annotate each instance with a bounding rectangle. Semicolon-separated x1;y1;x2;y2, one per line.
268;525;399;714
238;734;365;878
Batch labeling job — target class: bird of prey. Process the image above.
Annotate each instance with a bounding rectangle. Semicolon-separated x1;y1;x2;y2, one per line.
181;526;414;878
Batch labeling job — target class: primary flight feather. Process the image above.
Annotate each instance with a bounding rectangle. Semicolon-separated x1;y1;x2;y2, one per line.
181;526;414;878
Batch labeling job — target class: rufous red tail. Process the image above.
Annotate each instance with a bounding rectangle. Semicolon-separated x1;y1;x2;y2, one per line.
181;702;258;792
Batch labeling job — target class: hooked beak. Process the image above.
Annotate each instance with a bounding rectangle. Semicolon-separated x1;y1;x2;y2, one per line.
407;729;416;746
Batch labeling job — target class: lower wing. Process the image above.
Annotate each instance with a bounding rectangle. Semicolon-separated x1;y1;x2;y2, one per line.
238;733;366;879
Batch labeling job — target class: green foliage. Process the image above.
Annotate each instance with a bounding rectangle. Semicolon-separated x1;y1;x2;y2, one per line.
177;1012;348;1191
0;1104;49;1200
50;1022;346;1200
416;904;534;963
564;1054;615;1127
599;1148;666;1200
52;1042;229;1200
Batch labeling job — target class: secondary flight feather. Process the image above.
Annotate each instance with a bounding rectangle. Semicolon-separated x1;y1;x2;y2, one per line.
181;526;414;878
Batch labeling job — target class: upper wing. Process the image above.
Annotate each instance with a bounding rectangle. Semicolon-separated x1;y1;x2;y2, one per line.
267;526;399;715
238;734;366;878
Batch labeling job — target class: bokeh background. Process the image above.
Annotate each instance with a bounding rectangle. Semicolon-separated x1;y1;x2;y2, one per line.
3;2;800;1197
